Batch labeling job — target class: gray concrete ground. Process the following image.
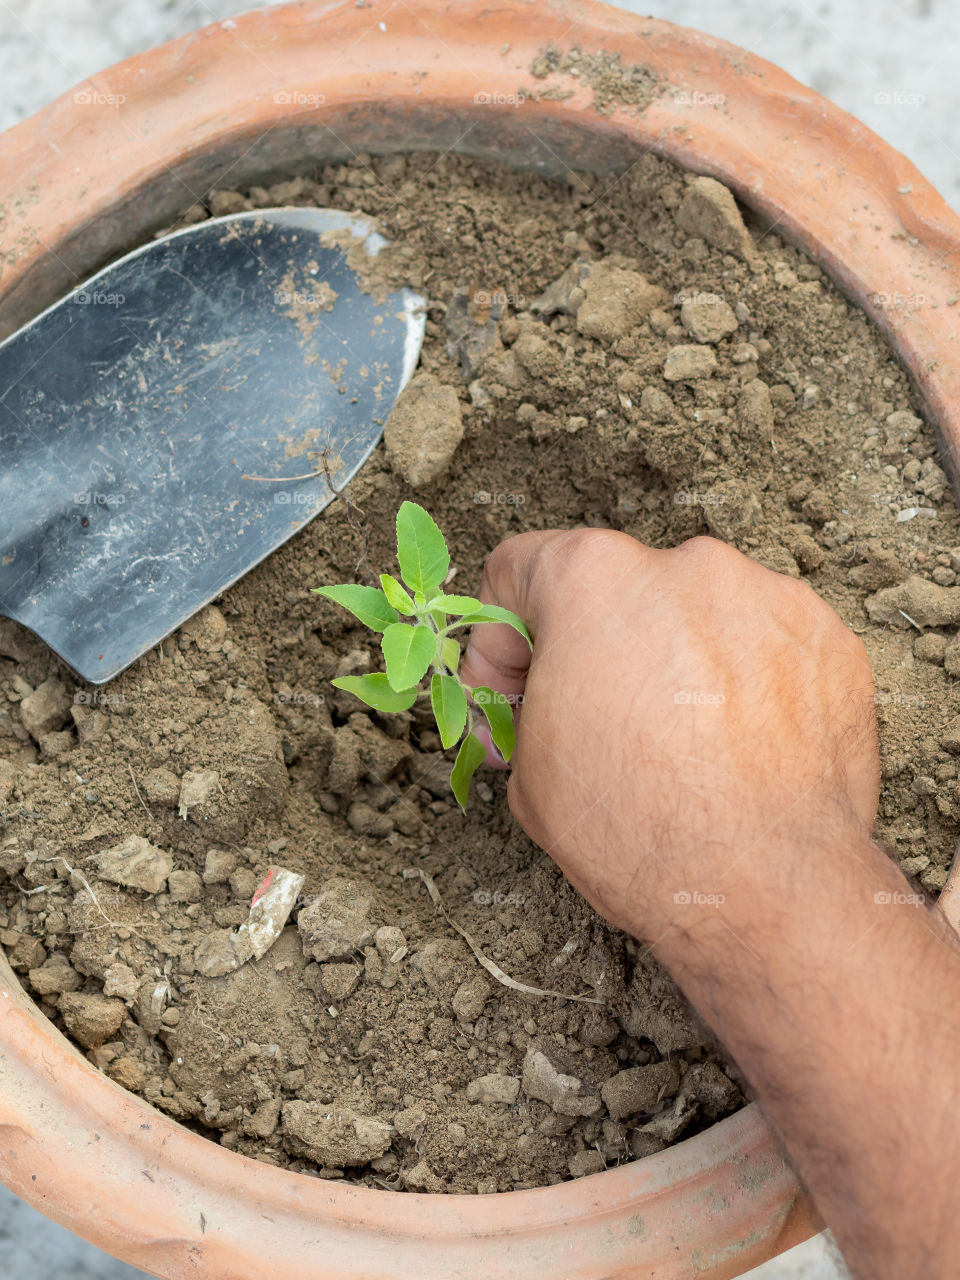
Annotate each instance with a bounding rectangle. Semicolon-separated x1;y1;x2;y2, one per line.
0;0;950;1275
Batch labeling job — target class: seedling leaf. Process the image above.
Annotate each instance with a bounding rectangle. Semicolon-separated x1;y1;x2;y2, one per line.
396;501;450;596
380;573;416;614
314;584;398;632
428;593;482;616
332;674;418;713
441;637;461;674
381;622;436;692
465;604;532;647
450;732;486;811
472;686;516;763
431;673;468;749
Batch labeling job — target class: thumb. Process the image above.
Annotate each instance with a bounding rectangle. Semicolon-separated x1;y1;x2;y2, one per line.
460;529;568;698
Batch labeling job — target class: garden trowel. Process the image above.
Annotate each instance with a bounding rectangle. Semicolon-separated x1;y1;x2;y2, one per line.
0;208;425;683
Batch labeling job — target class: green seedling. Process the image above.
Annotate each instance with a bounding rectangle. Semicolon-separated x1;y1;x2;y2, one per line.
315;501;531;810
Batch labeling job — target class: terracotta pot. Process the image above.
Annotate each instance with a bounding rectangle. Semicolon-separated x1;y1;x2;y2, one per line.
2;1;960;1275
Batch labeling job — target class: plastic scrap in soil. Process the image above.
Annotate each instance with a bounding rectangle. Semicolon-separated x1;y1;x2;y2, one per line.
402;867;601;1005
194;866;305;978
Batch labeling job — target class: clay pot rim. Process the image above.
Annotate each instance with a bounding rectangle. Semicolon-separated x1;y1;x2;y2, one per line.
2;0;960;1274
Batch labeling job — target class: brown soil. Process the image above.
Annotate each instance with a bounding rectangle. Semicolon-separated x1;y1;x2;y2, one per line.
2;147;958;1194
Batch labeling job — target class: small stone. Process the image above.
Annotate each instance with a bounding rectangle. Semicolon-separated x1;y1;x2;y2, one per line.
568;1150;606;1177
848;543;904;591
529;260;588;318
39;730;75;760
244;1097;282;1139
920;866;949;892
28;956;81;996
676;176;755;259
943;635;960;678
346;801;382;835
801;488;835;524
281;1100;393;1167
575;263;664;344
20;678;72;741
639;385;674;422
229;868;258;901
97;835;172;894
203;849;237;885
679;296;738;344
141;768;181;806
662;344;716;381
521;1048;600;1116
384;372;464;488
866;576;960;629
0;760;15;805
452;974;491;1022
401;1159;443;1191
180;605;228;652
738;379;774;435
466;1073;520;1105
298;877;376;961
320;962;362;1001
374;926;406;960
940;715;960;755
684;1060;741;1120
801;384;821;409
108;1057;145;1091
194;928;253;978
601;1062;682;1121
731;342;758;364
167;869;203;903
178;770;220;818
59;992;127;1048
914;633;947;665
103;963;140;1002
900;854;931;877
393;1106;427;1139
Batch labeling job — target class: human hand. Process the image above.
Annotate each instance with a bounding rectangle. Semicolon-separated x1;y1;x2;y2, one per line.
462;531;880;938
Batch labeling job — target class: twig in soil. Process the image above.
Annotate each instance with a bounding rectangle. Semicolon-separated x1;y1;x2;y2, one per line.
243;442;369;574
402;867;601;1005
39;854;150;944
898;608;922;631
128;764;152;820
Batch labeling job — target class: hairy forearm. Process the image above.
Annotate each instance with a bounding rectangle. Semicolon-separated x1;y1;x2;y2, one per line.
646;834;960;1280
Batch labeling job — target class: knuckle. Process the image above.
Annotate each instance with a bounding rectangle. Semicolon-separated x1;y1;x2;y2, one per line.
675;535;739;571
556;527;642;577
